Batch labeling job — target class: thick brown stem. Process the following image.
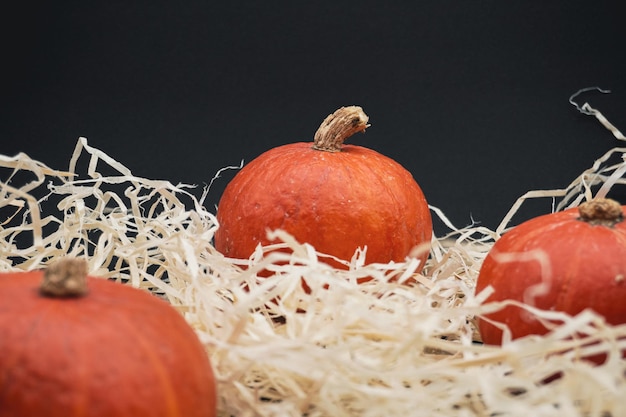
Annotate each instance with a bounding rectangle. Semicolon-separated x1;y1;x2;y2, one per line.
312;106;370;152
578;197;624;227
40;258;89;297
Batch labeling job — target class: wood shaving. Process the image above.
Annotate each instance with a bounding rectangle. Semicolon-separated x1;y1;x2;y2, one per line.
1;102;625;416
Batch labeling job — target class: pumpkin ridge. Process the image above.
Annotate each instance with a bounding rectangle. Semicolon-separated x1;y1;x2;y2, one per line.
553;231;582;317
336;152;390;259
70;321;90;417
614;227;626;250
4;282;69;391
110;307;182;416
362;157;404;258
52;299;99;417
0;302;47;406
1;277;90;416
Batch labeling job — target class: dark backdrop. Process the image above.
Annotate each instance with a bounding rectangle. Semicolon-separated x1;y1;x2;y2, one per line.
3;1;626;235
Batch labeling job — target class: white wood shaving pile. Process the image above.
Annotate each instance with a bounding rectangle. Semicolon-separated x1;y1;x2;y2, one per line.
1;96;625;416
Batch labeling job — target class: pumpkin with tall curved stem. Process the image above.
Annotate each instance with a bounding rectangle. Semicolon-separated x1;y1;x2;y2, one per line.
214;106;433;278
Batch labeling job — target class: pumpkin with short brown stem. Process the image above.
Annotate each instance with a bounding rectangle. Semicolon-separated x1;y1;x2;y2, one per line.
475;198;626;357
0;258;217;417
214;106;433;276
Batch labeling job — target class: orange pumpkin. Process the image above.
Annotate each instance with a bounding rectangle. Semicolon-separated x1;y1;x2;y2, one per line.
214;106;432;274
475;198;626;351
0;258;217;417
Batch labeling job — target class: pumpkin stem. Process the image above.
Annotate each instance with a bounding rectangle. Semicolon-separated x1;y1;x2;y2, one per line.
41;258;89;297
313;106;370;152
578;197;624;226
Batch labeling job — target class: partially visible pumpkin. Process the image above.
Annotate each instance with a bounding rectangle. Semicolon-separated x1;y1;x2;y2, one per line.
475;198;626;356
0;258;217;417
214;106;432;275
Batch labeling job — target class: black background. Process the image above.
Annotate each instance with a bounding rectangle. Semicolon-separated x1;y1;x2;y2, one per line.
3;1;626;235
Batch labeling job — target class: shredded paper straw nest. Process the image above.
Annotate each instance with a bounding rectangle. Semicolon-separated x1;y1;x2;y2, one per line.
1;92;626;416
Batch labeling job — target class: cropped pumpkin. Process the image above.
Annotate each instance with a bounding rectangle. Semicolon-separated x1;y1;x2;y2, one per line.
214;106;432;274
0;258;217;417
475;198;626;350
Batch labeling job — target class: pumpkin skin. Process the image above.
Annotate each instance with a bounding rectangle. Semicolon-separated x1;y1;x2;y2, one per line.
214;107;432;273
0;262;217;417
475;199;626;350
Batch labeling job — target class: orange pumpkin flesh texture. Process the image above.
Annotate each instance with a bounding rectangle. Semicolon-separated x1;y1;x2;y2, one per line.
475;198;626;348
214;106;433;273
0;259;217;417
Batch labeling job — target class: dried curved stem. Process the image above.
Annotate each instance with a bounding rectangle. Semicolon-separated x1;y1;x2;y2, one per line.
313;106;370;152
